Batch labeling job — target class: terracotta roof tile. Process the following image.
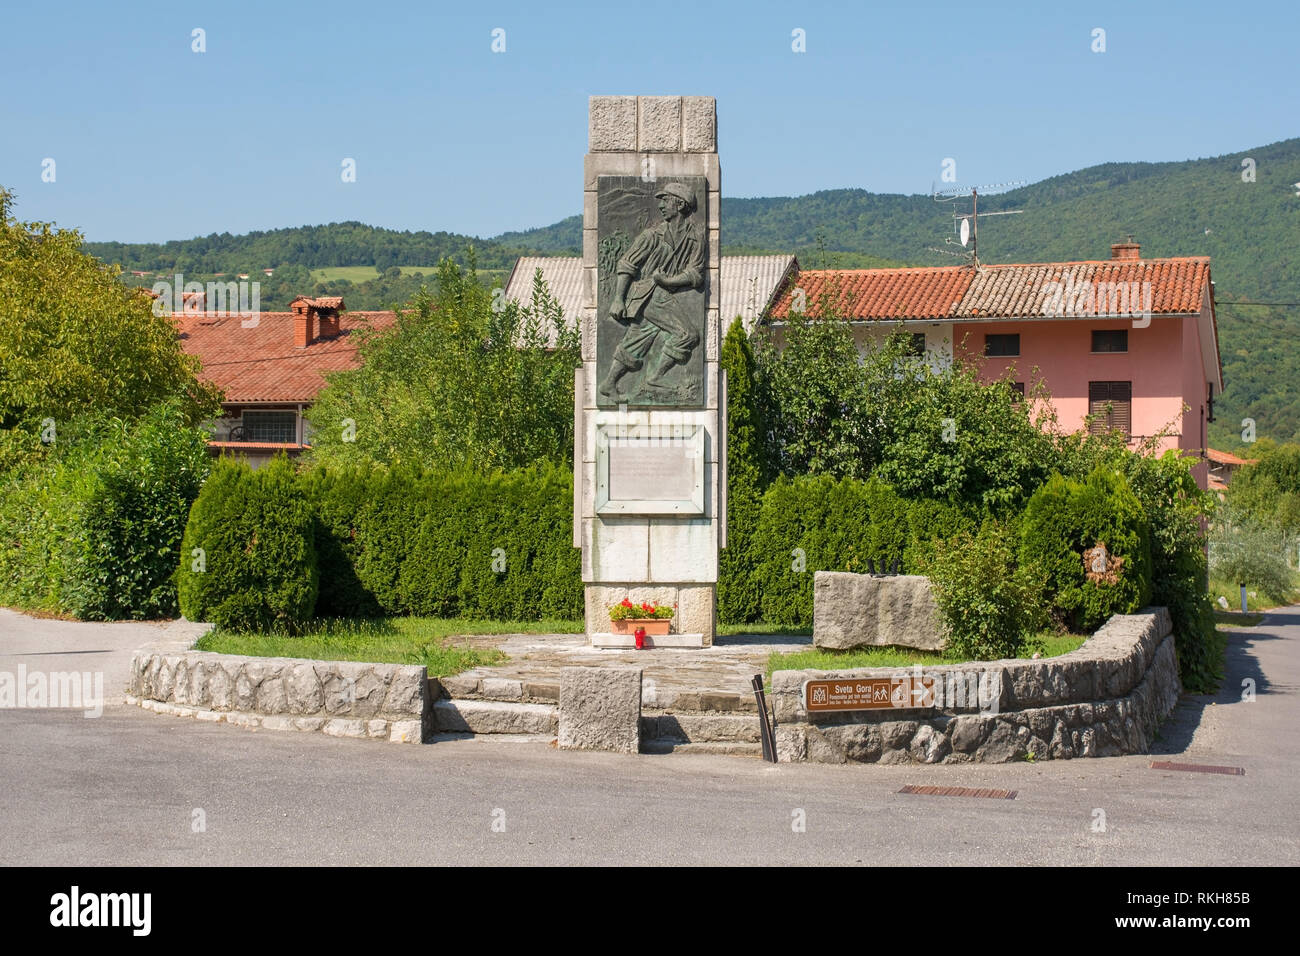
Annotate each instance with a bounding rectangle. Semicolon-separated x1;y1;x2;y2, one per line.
769;257;1211;321
177;310;396;403
1206;448;1258;467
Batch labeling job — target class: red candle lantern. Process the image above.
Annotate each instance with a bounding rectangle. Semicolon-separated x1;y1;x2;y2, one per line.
634;626;646;650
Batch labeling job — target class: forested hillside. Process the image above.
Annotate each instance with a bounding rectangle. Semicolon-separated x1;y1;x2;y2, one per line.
83;138;1300;448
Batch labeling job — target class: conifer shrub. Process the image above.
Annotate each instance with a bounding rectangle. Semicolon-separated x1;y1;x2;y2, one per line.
177;456;318;632
1018;467;1152;632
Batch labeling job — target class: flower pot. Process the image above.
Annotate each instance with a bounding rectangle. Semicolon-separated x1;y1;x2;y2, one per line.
611;618;671;636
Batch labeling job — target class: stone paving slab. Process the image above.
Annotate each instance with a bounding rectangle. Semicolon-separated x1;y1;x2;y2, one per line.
441;632;811;711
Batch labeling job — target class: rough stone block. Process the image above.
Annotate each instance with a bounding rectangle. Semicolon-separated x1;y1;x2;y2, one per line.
389;719;423;743
382;668;426;716
433;699;557;735
255;676;287;715
813;572;944;651
589;96;637;151
261;716;296;732
637;96;682;151
323;718;368;739
558;667;642;754
480;678;524;701
682;96;716;152
438;674;480;698
675;584;716;638
523;682;560;702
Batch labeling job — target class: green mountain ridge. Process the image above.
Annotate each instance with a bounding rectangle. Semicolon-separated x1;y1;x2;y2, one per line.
81;137;1300;449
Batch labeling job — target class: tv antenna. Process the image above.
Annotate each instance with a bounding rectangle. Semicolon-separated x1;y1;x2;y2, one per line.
929;181;1025;266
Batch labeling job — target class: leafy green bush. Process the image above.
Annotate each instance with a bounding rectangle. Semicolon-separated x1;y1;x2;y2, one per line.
64;407;210;619
177;456;318;632
926;523;1046;660
0;404;209;619
1019;467;1153;632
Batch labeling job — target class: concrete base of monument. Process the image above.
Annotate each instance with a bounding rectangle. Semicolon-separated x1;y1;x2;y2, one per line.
590;632;707;649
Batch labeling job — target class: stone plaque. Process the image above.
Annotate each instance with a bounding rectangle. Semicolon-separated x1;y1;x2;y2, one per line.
595;424;704;515
595;175;707;408
804;676;937;713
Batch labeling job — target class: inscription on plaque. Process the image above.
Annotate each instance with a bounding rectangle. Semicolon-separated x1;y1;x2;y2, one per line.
608;443;695;502
804;677;937;713
595;424;705;515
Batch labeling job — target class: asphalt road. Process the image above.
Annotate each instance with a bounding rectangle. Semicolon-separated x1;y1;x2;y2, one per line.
1;607;1296;866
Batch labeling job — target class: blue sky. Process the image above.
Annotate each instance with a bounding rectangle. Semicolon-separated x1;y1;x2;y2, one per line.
1;0;1294;242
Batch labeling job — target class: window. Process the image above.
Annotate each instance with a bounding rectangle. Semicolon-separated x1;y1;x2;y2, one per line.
1092;329;1128;353
241;410;298;444
908;332;926;356
1011;382;1025;401
985;333;1020;357
1088;381;1132;439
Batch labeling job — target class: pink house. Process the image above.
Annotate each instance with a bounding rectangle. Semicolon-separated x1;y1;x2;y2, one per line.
767;242;1224;488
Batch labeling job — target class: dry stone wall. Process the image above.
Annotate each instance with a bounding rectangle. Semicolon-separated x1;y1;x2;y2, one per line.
127;646;431;744
773;608;1182;764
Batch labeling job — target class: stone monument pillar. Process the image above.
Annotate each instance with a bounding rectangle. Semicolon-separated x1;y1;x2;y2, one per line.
574;95;723;648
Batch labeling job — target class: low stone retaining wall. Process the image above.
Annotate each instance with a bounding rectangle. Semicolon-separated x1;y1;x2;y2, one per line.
772;608;1182;764
127;646;431;744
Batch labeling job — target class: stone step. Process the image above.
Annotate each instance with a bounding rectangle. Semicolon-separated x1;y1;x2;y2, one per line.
428;732;555;745
433;699;557;736
641;740;765;757
641;712;763;743
431;677;560;704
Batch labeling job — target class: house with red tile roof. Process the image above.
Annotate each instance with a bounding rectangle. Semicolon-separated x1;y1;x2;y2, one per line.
767;241;1224;488
175;296;395;466
1205;447;1258;492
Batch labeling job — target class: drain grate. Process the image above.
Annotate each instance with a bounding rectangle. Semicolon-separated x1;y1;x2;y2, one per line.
898;785;1017;799
1149;761;1245;775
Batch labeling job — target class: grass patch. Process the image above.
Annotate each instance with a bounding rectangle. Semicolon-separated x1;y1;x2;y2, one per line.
765;630;1087;681
309;266;381;284
1208;575;1299;614
1213;610;1264;627
195;617;582;677
717;622;811;637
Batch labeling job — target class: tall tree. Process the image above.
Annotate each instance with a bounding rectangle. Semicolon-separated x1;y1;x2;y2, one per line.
0;187;219;471
718;317;767;623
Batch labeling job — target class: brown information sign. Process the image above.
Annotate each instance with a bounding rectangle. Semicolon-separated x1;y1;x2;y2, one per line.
804;677;937;713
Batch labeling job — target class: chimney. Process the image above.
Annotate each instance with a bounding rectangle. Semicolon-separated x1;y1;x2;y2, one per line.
317;307;340;338
1110;239;1141;261
292;298;315;348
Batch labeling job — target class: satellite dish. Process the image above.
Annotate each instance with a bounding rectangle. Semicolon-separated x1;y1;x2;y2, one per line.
959;217;970;248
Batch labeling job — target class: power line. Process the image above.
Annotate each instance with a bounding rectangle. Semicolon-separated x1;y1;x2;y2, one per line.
1216;301;1300;307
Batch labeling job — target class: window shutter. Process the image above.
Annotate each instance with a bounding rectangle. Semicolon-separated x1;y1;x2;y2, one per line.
1089;381;1132;439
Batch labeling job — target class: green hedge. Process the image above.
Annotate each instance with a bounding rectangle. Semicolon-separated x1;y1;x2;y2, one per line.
0;405;209;619
750;474;978;627
176;456;319;632
177;461;585;626
1019;467;1153;633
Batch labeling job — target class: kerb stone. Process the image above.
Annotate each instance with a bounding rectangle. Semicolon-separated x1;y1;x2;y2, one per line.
558;667;642;754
